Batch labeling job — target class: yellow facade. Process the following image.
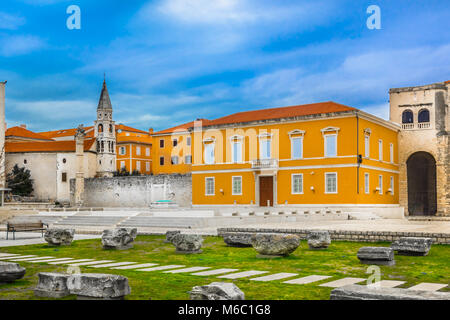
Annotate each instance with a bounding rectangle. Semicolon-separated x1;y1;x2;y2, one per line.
116;125;152;175
191;112;400;206
152;130;193;175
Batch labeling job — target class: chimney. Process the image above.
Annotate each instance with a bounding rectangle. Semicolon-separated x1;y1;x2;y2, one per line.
149;128;154;134
20;124;27;129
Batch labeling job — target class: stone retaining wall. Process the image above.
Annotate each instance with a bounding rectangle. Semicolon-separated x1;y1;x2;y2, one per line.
217;228;450;244
70;174;192;208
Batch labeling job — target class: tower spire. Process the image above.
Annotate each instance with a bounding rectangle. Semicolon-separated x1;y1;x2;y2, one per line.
97;77;112;110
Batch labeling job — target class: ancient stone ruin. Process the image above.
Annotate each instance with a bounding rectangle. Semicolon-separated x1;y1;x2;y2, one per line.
330;284;450;300
66;273;131;300
102;228;137;250
165;230;181;243
44;228;75;246
0;262;26;283
222;232;253;247
307;230;331;249
251;233;300;257
34;272;71;298
391;237;433;256
190;282;245;300
171;234;203;254
357;247;395;266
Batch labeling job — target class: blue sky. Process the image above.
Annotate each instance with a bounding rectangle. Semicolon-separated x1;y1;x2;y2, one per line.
1;0;449;132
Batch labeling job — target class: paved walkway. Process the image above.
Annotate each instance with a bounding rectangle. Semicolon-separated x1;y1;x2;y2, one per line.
0;252;448;293
0;232;100;247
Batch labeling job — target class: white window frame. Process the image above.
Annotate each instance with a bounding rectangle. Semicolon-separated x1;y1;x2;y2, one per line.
291;174;304;194
258;133;272;159
186;136;191;146
146;147;150;157
389;143;394;163
204;142;215;164
136;161;141;171
364;173;370;194
378;175;383;194
171;156;179;165
325;172;338;194
146;161;150;172
185;155;192;164
378;139;383;161
389;176;394;195
230;136;243;163
290;136;303;160
120;161;126;169
364;135;370;158
205;177;215;196
136;146;141;156
119;146;126;155
324;134;337;158
232;176;242;195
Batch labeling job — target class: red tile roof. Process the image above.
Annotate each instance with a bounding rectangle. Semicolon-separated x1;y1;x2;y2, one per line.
6;126;54;141
205;102;355;127
39;126;95;139
117;136;152;145
116;124;151;135
5;138;96;153
153;119;211;135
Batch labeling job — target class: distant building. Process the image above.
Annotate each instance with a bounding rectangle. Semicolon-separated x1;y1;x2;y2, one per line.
3;80;153;204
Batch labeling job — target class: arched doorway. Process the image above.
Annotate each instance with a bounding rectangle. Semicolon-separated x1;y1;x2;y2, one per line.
407;152;437;216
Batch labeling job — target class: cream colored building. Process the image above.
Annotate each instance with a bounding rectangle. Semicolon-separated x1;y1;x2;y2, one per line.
390;80;449;216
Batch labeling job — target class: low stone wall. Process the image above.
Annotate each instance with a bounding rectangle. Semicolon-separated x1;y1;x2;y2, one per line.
71;174;192;208
217;227;450;244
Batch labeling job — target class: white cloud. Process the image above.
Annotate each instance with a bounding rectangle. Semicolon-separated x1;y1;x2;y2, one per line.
0;35;45;56
241;44;450;111
0;12;26;30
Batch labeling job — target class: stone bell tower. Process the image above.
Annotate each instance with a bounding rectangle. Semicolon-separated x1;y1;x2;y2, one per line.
94;79;116;177
0;81;6;189
389;80;449;217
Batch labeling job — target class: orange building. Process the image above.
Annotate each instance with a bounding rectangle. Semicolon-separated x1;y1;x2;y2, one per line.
116;124;153;175
151;119;210;175
187;102;400;212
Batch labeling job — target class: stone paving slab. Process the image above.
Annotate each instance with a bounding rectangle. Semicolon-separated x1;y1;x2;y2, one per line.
250;273;298;282
164;267;211;274
191;268;239;276
48;259;94;265
8;256;54;262
319;277;366;288
407;283;448;291
136;265;185;272
367;280;406;288
218;270;268;279
0;255;37;260
89;262;138;268
0;253;20;257
68;260;113;266
28;257;76;263
111;263;158;270
284;275;332;285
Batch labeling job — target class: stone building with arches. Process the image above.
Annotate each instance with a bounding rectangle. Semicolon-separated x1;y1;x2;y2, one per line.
389;80;449;216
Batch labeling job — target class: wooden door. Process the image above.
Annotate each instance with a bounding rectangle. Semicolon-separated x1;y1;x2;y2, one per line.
259;176;273;207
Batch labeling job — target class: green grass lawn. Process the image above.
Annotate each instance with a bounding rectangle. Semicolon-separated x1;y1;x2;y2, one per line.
0;235;449;300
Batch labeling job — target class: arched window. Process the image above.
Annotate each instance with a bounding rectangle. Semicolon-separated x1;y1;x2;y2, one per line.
109;124;113;133
418;109;430;123
401;110;413;124
98;124;104;133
